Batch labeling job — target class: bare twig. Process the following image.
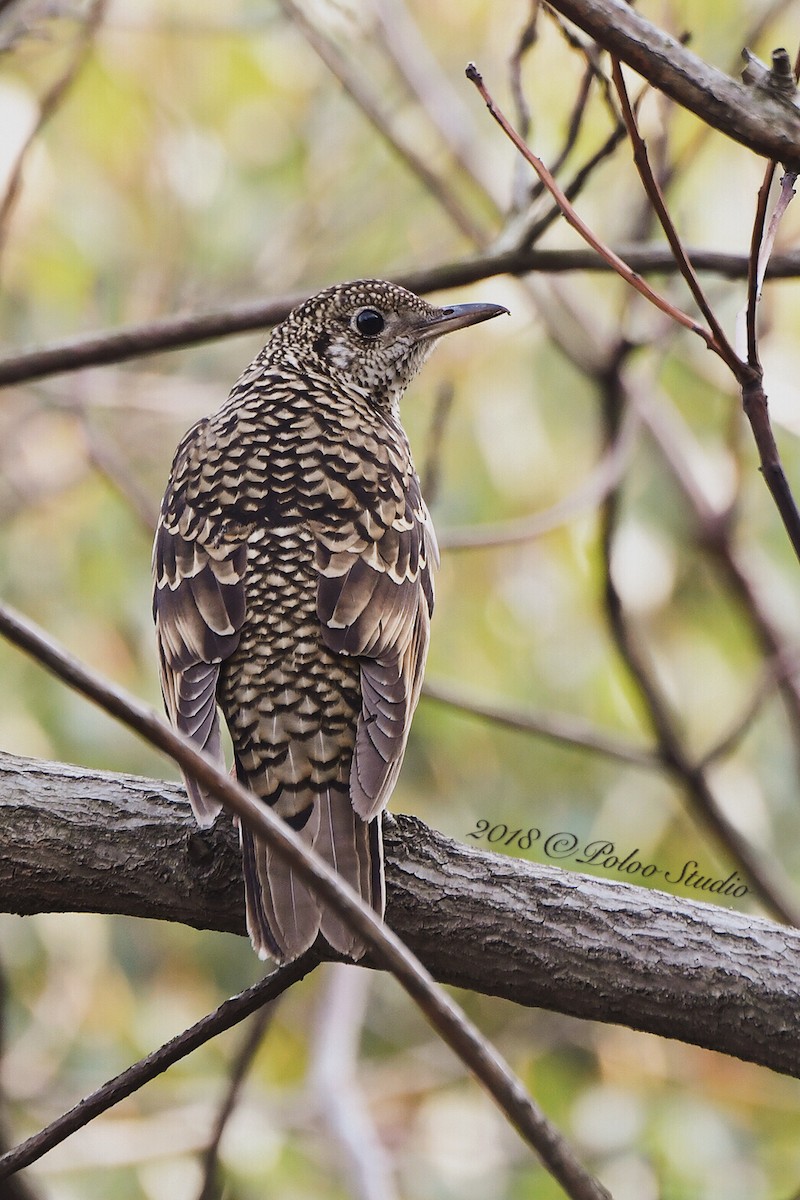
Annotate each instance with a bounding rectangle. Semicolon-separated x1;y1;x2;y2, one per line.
0;602;611;1200
740;371;800;565
196;1001;278;1200
439;401;639;550
500;98;629;253
466;64;713;345
610;59;743;378
422;678;660;771
509;2;540;144
275;0;489;246
372;0;504;213
0;0;106;261
0;956;317;1183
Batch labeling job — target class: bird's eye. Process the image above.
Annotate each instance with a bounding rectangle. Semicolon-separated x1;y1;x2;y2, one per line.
354;308;385;337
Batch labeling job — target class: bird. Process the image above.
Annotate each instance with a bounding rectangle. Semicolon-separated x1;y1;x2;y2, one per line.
152;279;508;963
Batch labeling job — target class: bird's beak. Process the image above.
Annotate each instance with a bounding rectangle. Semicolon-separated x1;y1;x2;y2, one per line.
415;300;510;341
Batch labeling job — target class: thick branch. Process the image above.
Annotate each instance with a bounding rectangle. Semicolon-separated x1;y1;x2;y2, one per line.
545;0;800;165
2;752;799;1079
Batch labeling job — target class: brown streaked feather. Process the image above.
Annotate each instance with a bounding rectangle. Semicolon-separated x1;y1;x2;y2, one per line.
316;474;437;821
152;445;248;825
240;798;323;961
238;773;380;961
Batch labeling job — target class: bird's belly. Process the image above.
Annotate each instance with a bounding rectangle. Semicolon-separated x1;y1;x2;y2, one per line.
217;525;360;810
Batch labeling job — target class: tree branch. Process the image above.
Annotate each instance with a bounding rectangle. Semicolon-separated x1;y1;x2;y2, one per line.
544;0;800;165
0;603;607;1198
3;247;800;388
1;752;798;1080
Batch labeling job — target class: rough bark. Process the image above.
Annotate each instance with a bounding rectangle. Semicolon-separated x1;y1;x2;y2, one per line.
546;0;800;166
1;751;799;1078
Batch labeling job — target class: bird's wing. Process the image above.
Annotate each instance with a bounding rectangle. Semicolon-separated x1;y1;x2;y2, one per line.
152;421;248;825
315;469;437;820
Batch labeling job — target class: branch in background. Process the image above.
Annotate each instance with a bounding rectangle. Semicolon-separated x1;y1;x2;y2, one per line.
542;0;800;164
421;679;660;771
81;415;161;532
0;956;317;1183
196;1001;278;1200
4;246;800;388
275;0;489;247
508;2;539;148
0;0;107;260
0;606;609;1200
0;966;43;1200
372;0;505;214
310;965;398;1200
594;349;800;927
634;387;800;758
419;380;455;506
438;401;639;550
698;663;787;769
1;753;799;1080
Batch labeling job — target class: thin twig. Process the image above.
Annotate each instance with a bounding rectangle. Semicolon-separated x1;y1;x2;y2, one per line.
0;601;611;1200
609;58;744;379
508;1;541;213
422;679;660;771
0;956;317;1182
275;0;489;246
509;2;540;143
0;0;107;262
466;64;712;346
698;663;789;769
196;1001;278;1200
439;402;639;550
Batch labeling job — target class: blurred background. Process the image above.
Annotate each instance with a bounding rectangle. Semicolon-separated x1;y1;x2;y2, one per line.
2;0;800;1197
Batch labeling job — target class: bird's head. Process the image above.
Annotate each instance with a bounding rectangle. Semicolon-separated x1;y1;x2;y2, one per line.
269;279;508;406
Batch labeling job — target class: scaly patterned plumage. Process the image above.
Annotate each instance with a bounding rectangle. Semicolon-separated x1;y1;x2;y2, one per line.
153;279;507;962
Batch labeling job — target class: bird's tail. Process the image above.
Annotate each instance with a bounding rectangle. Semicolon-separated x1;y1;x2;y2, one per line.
238;780;384;963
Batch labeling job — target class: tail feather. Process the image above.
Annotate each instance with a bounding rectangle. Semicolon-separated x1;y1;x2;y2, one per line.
238;781;384;963
314;787;383;959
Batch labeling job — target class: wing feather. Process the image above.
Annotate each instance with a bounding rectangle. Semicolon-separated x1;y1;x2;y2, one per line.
152;427;248;826
316;472;437;820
